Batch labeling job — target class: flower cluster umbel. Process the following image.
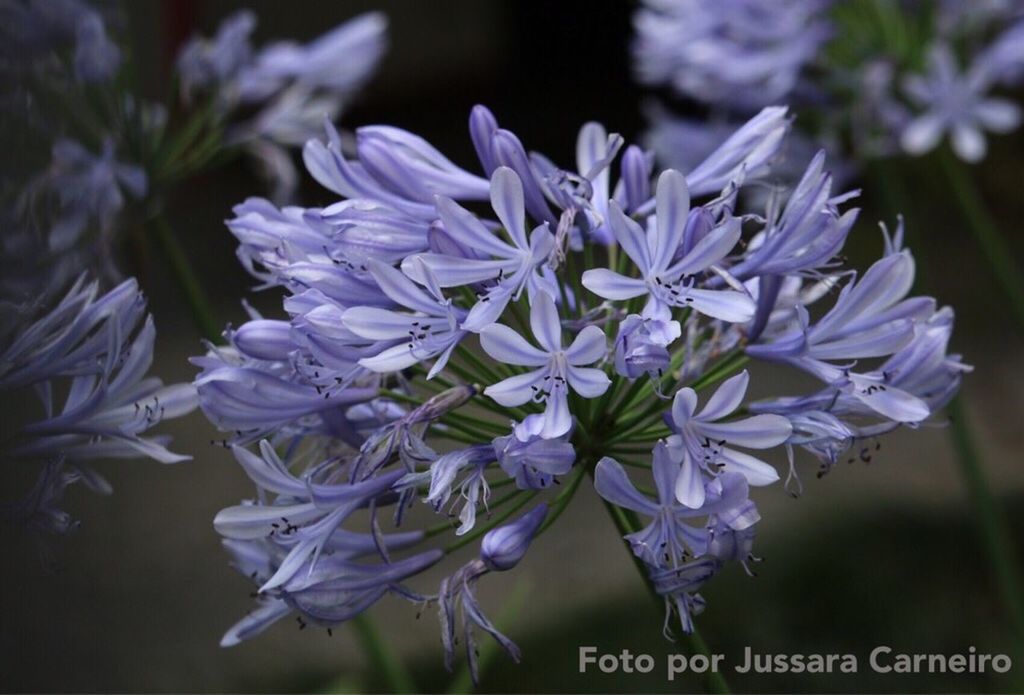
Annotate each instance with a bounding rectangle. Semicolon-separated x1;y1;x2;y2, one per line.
196;102;966;680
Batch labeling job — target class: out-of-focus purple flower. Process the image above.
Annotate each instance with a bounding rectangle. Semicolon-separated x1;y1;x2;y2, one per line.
901;44;1022;162
73;10;120;82
634;0;831;110
2;277;197;539
236;13;388;104
36;139;146;251
1;0;121;82
176;10;256;98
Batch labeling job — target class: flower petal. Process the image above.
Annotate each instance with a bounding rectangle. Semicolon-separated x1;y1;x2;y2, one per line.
594;457;660;516
672;388;698;427
402;253;513;287
484;369;546;407
674;449;706;508
697;370;748;421
490;166;528;249
480;323;550;366
718;448;780;486
529;291;563;352
565;325;607;365
581;269;647;301
652;169;689;272
607;200;652;273
694;414;793;449
684;288;756;323
566;365;610;398
436;195;516;259
540;388;572;437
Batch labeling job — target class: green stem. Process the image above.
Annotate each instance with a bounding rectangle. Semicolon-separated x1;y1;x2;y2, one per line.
937;149;1024;331
876;155;1024;675
350;613;417;693
948;398;1024;662
149;216;223;342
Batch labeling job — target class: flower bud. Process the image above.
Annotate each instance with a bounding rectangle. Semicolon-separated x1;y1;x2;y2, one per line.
480;504;548;572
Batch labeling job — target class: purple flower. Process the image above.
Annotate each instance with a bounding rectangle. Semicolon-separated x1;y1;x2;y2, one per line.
481;503;548;571
901;44;1021;162
634;0;831;111
176;10;256;98
401;167;556;332
398;445;494;535
438;506;548;683
614;314;674;380
2;277;196;538
343;259;468;377
665;371;790;507
582;170;755;328
493;418;576;490
594;453;760;633
480;291;609;438
40;139;146;251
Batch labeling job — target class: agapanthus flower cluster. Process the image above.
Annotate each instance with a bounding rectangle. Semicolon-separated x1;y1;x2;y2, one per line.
6;3;387;287
0;275;197;547
636;0;1024;165
175;10;387;200
197;98;966;679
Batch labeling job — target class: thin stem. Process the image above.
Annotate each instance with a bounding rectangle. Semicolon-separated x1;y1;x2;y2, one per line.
948;397;1024;665
937;148;1024;331
350;613;417;693
876;154;1024;676
149;216;223;342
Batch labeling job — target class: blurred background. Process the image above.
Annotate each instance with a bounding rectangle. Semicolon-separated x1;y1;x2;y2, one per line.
3;0;1024;692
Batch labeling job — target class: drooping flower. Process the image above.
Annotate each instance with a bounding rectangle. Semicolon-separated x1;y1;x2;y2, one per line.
2;276;197;538
594;453;759;633
437;505;548;684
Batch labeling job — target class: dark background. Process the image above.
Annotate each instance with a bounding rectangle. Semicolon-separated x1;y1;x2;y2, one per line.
3;1;1024;692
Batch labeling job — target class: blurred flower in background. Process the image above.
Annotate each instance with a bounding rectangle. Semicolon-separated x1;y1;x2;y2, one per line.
0;1;388;556
635;0;1024;167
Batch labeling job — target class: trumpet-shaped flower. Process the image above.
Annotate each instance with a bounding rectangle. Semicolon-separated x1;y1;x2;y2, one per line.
582;170;755;332
402;167;555;332
665;371;791;508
